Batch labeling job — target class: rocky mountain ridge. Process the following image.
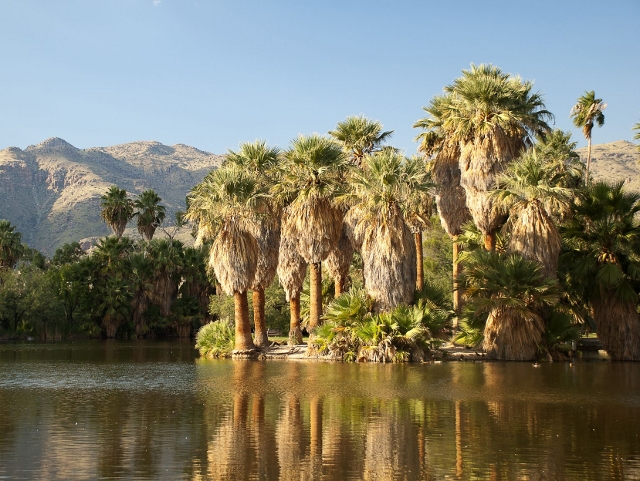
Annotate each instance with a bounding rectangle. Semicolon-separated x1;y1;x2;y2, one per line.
0;138;638;255
0;138;222;254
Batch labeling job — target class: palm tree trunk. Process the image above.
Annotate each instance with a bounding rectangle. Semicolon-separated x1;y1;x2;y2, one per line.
484;232;496;252
288;293;303;345
415;231;424;291
586;136;592;186
452;239;462;327
309;262;323;330
334;276;344;297
252;288;269;347
234;290;255;351
309;397;323;474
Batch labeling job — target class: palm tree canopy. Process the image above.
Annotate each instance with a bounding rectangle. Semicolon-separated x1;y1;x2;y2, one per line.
186;164;266;295
329;115;393;164
633;122;640;151
532;129;583;187
561;181;640;303
134;189;166;241
492;150;574;219
185;164;267;246
347;150;432;226
0;220;24;269
224;140;281;182
100;186;134;239
570;90;606;140
443;64;553;150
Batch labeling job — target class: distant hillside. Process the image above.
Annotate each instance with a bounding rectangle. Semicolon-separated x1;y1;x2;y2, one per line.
0;138;222;254
576;140;640;191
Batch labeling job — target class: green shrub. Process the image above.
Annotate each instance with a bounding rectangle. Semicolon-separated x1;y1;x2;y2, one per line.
195;319;235;358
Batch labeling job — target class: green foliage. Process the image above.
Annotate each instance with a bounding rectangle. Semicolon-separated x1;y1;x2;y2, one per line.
309;288;450;362
0;220;25;269
195;320;235;358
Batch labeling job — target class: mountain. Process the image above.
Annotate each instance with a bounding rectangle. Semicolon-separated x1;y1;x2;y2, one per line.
0;138;222;254
576;140;640;192
1;138;638;255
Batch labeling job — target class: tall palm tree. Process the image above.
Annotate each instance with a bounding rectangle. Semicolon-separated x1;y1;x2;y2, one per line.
403;155;435;291
277;210;307;345
133;189;166;241
561;182;640;360
570;91;606;186
147;238;183;318
326;116;393;296
186;165;265;352
225;140;281;347
414;98;471;315
633;121;640;151
492;150;573;277
0;220;24;270
275;134;347;329
435;64;553;251
348;150;430;311
100;186;134;239
461;250;559;360
328;115;393;166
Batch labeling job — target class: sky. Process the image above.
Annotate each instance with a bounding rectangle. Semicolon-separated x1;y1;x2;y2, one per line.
1;0;639;155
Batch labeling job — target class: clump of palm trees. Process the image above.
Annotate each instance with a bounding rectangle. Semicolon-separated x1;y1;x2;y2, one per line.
187;119;436;356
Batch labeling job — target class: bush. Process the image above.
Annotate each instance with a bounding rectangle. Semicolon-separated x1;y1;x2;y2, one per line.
195;319;235;358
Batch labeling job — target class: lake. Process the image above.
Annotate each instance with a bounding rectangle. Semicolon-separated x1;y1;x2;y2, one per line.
0;341;639;480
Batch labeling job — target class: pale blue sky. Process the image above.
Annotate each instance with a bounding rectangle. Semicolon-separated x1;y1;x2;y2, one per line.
1;0;638;154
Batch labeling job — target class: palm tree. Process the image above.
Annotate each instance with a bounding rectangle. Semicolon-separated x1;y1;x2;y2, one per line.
0;220;24;270
533;129;583;188
347;150;430;312
133;189;166;241
403;155;435;291
277;210;307;345
186;165;265;352
561;182;640;360
225;140;281;347
435;64;553;251
570;91;606;186
326;116;393;296
461;250;559;360
100;186;134;239
275;134;346;329
147;238;183;318
328;115;393;166
491;149;573;277
633;121;640;151
414;97;471;315
129;252;154;337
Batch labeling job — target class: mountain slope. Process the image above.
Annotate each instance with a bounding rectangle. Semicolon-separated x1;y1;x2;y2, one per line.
576;140;640;191
0;138;222;254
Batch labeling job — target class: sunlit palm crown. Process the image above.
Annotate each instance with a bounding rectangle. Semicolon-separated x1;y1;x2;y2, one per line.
571;90;606;139
224;140;281;184
348;150;431;224
328;115;393;164
443;64;552;149
185;164;267;246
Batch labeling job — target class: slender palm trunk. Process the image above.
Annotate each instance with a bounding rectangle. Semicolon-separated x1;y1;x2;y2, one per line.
252;288;269;347
334;276;344;297
452;240;462;327
585;136;592;187
288;293;303;345
234;291;255;351
484;233;496;252
415;231;424;291
309;262;323;330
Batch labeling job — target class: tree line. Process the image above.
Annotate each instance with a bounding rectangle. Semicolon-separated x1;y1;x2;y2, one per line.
3;63;640;361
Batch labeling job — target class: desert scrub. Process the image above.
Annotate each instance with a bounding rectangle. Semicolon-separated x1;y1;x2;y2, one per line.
195;319;235;358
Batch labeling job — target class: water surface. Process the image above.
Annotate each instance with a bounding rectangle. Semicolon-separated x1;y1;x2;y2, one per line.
1;341;639;480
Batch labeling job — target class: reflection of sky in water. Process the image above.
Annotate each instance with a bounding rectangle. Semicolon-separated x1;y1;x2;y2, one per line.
1;342;640;480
